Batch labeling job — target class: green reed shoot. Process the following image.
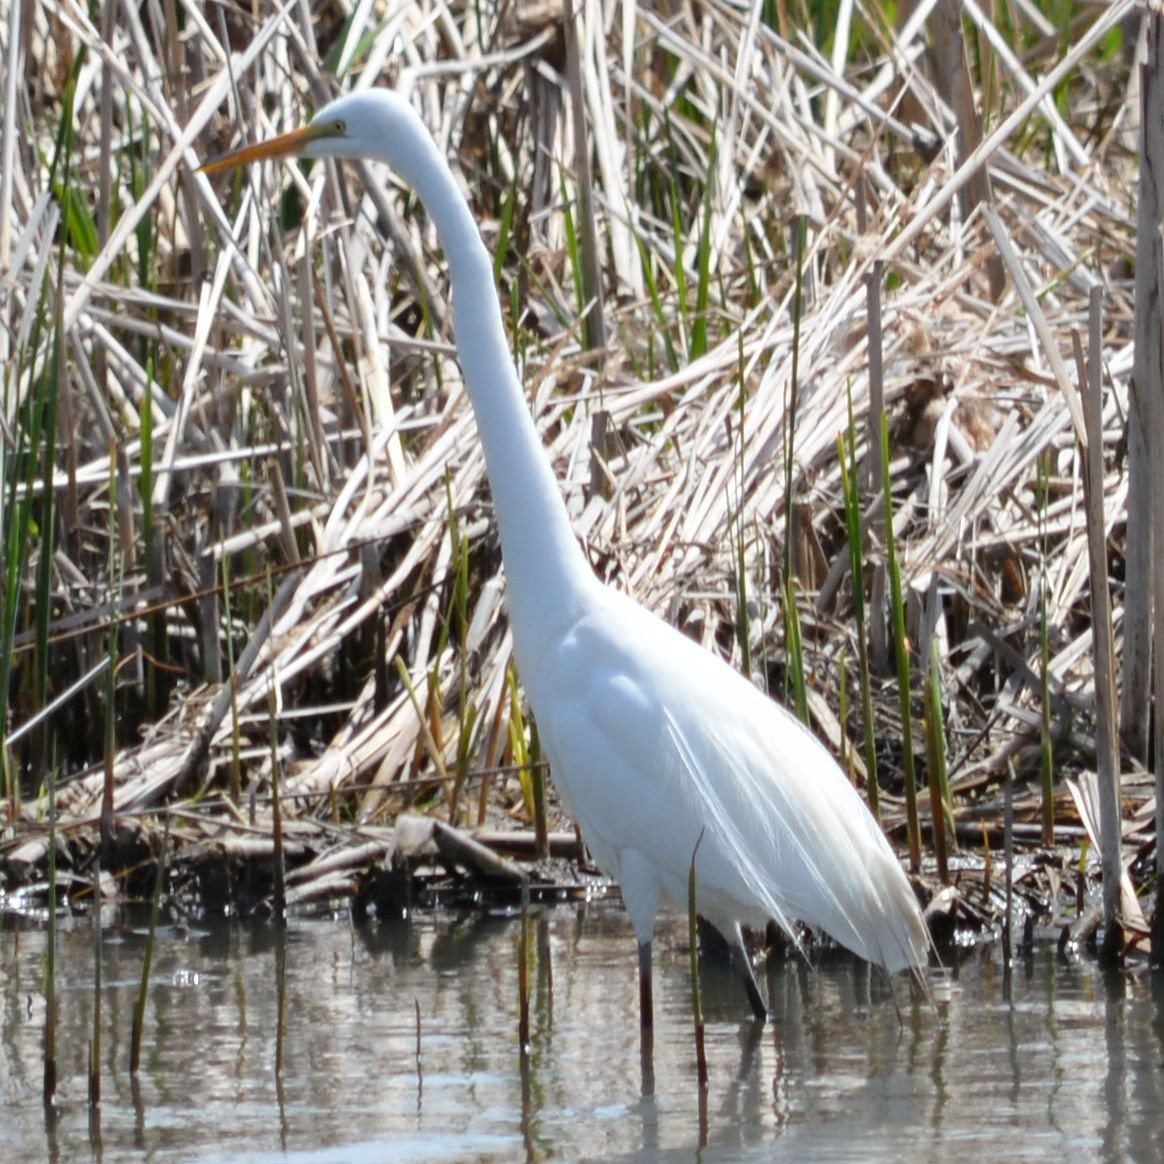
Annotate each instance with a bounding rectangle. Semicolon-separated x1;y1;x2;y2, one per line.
507;668;549;854
839;424;880;820
689;138;716;361
529;720;549;860
560;170;588;343
668;167;690;357
30;72;91;789
441;480;478;826
633;227;680;375
494;173;518;284
838;653;852;782
783;577;809;725
923;637;951;883
880;417;920;871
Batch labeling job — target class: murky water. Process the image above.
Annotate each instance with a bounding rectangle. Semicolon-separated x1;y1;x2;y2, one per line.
2;903;1162;1161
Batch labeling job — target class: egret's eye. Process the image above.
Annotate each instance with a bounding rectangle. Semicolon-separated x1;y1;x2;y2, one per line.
332;119;347;135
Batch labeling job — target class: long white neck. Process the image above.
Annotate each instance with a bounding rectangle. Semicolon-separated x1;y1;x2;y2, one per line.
375;118;596;681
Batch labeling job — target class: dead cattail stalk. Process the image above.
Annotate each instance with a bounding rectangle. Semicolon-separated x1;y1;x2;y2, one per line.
1135;10;1164;969
1078;289;1123;964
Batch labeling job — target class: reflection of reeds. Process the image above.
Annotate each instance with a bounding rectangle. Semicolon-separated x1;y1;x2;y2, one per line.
517;880;531;1057
0;0;1154;955
1036;449;1055;848
688;833;708;1096
89;863;102;1110
131;819;169;1075
44;769;57;1110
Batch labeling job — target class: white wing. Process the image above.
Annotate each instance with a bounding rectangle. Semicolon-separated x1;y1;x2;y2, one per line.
529;586;926;973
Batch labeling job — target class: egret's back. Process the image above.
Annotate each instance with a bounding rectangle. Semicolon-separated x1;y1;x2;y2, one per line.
526;583;928;975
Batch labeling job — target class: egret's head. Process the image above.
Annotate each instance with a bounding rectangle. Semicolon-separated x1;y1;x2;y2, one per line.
201;90;417;174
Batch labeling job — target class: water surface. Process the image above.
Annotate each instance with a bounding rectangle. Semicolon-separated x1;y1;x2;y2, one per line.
2;904;1161;1161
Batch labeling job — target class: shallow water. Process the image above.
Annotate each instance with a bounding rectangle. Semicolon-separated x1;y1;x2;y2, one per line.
2;903;1161;1162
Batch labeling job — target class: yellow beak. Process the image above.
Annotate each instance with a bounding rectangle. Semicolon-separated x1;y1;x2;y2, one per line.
200;123;323;174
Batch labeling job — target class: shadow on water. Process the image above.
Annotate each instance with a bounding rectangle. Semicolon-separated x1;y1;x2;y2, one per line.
2;904;1163;1161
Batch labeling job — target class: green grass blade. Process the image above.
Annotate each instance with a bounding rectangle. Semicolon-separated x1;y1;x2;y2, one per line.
881;416;920;871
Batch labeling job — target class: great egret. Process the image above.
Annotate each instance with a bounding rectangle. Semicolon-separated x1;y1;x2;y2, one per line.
202;89;929;1026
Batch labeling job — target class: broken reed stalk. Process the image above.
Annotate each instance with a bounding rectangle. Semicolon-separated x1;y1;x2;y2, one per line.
688;831;708;1092
562;0;605;355
1036;450;1055;847
863;262;889;674
782;215;806;579
1078;288;1123;964
733;337;753;682
130;816;169;1075
1138;10;1164;969
563;0;611;503
1126;7;1162;774
222;555;243;807
880;417;921;871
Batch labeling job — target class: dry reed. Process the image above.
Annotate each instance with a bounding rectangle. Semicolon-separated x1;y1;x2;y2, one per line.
0;1;1153;941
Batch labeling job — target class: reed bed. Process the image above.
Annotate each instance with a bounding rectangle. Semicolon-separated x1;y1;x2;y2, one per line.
0;0;1154;946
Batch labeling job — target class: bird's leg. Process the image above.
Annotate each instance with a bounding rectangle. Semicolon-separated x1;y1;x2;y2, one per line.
638;939;655;1094
731;927;770;1022
638;939;654;1031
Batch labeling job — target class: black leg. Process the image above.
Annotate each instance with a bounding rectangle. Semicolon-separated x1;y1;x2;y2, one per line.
638;939;655;1094
638;939;654;1030
730;929;769;1022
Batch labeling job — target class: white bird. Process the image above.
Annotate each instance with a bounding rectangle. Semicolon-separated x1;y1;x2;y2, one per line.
202;89;929;1027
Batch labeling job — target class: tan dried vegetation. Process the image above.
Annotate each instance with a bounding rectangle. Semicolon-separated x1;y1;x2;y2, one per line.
0;0;1152;919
